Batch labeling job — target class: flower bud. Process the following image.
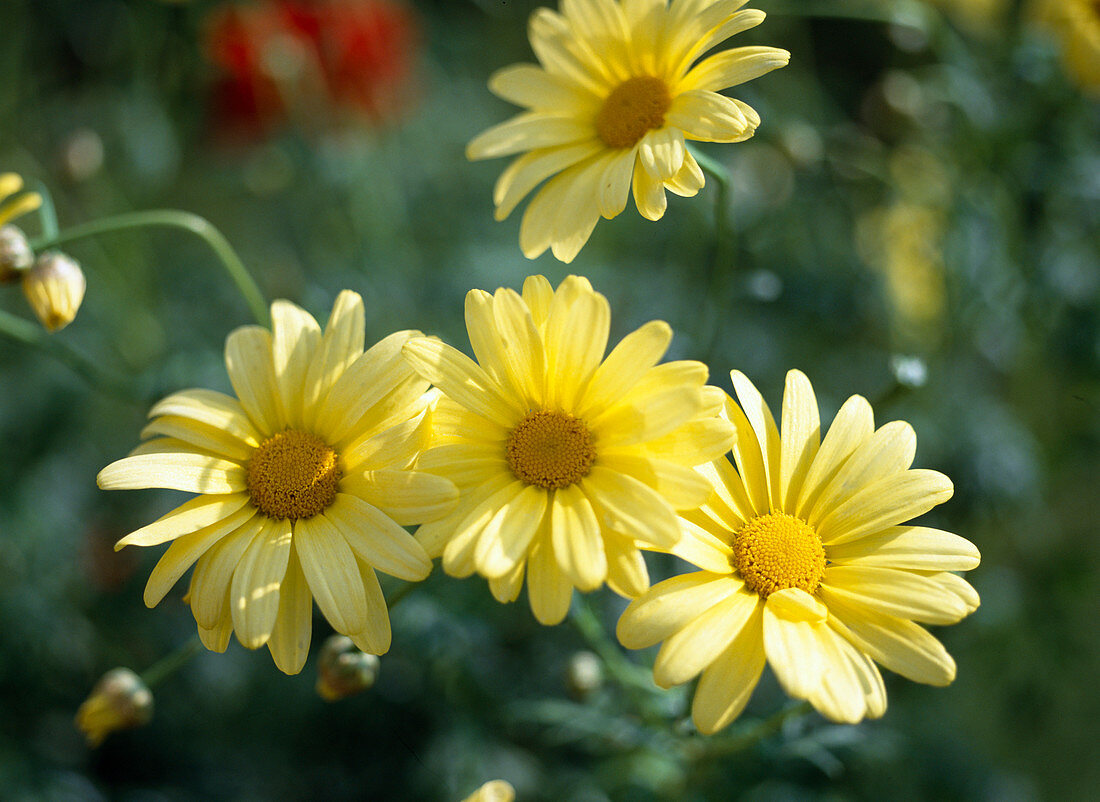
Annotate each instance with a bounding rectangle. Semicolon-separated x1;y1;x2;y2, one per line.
461;780;515;802
315;635;380;701
0;225;34;282
564;650;604;701
75;667;154;747
21;251;86;332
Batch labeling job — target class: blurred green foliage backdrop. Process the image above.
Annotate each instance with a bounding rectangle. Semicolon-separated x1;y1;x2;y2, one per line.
0;0;1097;799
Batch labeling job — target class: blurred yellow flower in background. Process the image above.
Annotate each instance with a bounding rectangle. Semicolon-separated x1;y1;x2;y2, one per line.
98;291;458;673
467;0;789;262
617;370;980;733
1033;0;1100;92
403;275;734;624
0;172;41;282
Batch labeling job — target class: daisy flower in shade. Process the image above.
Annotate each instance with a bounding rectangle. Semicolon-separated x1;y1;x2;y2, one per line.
402;275;735;625
466;0;789;263
97;292;458;674
617;370;980;732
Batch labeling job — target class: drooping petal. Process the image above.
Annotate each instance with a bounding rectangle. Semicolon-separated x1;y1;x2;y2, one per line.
189;516;265;629
667;90;752;142
467;112;595;161
474;484;548;579
762;588;828;700
348;558;392;655
527;528;574;625
653;586;759;687
293;514;368;635
116;494;250;550
230;517;293;649
325;493;433;581
583;466;681;548
692;607;766;733
550;484;606;591
266;548;313;675
616;571;743;649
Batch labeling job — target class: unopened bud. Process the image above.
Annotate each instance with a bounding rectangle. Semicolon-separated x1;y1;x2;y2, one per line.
316;635;380;701
461;780;516;802
0;225;34;282
22;251;86;332
565;650;604;700
75;667;153;747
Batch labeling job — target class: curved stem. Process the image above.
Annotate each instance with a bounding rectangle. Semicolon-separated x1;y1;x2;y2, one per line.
0;308;141;401
30;210;269;327
141;636;204;689
30;180;59;240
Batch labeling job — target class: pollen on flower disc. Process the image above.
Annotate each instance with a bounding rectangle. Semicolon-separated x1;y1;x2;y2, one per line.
506;410;596;489
595;76;672;149
247;429;342;520
733;512;826;598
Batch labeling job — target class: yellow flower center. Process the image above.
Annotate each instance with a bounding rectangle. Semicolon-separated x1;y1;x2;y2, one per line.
506;410;596;489
247;429;342;520
595;76;672;149
732;512;826;598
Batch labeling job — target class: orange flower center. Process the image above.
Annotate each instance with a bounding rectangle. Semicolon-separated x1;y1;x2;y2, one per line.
247;429;341;520
506;410;596;489
732;512;826;598
595;76;672;149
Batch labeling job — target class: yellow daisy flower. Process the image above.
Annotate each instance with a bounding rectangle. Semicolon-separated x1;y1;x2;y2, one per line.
617;370;980;732
98;292;458;673
466;0;790;263
1033;0;1100;92
402;275;735;625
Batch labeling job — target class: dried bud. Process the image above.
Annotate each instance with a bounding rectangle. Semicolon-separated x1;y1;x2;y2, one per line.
565;650;604;700
0;225;34;282
315;635;380;701
22;251;86;332
461;780;516;802
75;667;154;747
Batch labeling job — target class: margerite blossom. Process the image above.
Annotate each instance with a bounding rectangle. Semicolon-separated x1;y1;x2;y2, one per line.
466;0;790;263
403;275;735;625
98;292;458;673
617;370;980;732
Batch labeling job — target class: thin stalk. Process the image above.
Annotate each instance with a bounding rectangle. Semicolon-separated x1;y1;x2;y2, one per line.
140;636;204;690
30;210;269;326
30;180;59;240
0;308;141;401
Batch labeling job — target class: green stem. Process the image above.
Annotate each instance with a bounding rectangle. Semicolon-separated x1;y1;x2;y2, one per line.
140;636;203;690
569;598;663;725
691;147;735;360
688;700;813;761
30;180;59;239
0;308;141;401
30;210;269;326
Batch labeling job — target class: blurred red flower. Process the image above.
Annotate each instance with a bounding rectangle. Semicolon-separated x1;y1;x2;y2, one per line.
206;0;420;136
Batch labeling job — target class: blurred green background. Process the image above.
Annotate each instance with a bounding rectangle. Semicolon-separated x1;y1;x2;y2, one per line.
0;0;1097;799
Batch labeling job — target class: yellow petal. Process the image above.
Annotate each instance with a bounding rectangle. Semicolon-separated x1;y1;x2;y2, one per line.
604;530;650;598
302;290;365;432
816;469;953;546
293;514;368;635
487;63;602;113
616;571;742;650
340;470;458;527
467;112;595;161
98;453;246;494
638;127;686;181
583;466;681;548
442;479;526;577
143;503;258;607
489;558;526;603
680;46;790;93
631;160;667;220
544;275;610;411
640;417;736;466
117;494;249;549
794;394;874;520
578;320;672;417
823;595;956;686
140;415;255;462
267;548;313;675
826;526;981;572
325;493;433;581
821;565;972;626
730;370;782;510
527;528;574;625
598;451;714;510
492;142;605;221
692;608;766;733
231;517;293;649
402;337;521;428
474;483;548;579
779;369;820;511
550;484;606;591
190;516;264;629
348;558;392;655
224;324;281;435
807;420;916;529
762;590;827;699
270;299;322;429
148;389;261;447
653;586;759;687
665;516;734;574
667;90;751;143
